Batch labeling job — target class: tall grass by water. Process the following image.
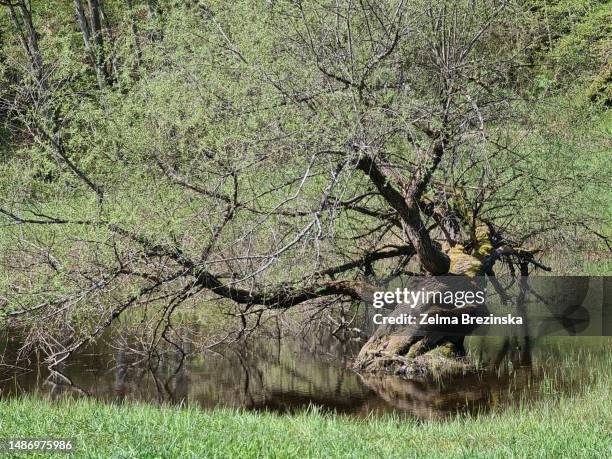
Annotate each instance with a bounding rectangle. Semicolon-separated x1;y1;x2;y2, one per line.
1;380;609;458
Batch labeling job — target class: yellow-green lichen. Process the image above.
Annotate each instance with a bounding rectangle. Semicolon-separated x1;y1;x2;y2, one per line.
448;245;483;276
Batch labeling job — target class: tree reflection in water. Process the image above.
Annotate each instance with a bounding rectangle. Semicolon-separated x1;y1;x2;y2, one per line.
2;327;598;420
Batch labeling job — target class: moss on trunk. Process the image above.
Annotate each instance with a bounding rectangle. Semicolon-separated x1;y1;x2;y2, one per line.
354;233;489;378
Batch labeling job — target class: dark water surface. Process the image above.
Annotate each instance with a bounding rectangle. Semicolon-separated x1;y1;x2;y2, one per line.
0;332;609;420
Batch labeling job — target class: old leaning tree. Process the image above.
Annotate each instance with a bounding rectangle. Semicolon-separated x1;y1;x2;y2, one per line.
0;1;608;372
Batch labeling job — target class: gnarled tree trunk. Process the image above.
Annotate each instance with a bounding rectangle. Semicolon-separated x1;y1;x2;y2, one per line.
353;217;497;377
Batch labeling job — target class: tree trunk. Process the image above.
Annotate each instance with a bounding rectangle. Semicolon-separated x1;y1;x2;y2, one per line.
126;0;142;67
74;0;110;89
354;242;489;377
356;155;451;275
7;1;44;81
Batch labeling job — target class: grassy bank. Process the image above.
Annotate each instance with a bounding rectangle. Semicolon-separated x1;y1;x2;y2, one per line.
1;380;610;459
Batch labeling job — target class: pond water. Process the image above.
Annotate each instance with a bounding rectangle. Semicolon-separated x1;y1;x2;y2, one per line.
0;331;609;420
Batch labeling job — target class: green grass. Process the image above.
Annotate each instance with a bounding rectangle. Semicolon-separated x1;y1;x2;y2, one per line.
0;379;610;459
